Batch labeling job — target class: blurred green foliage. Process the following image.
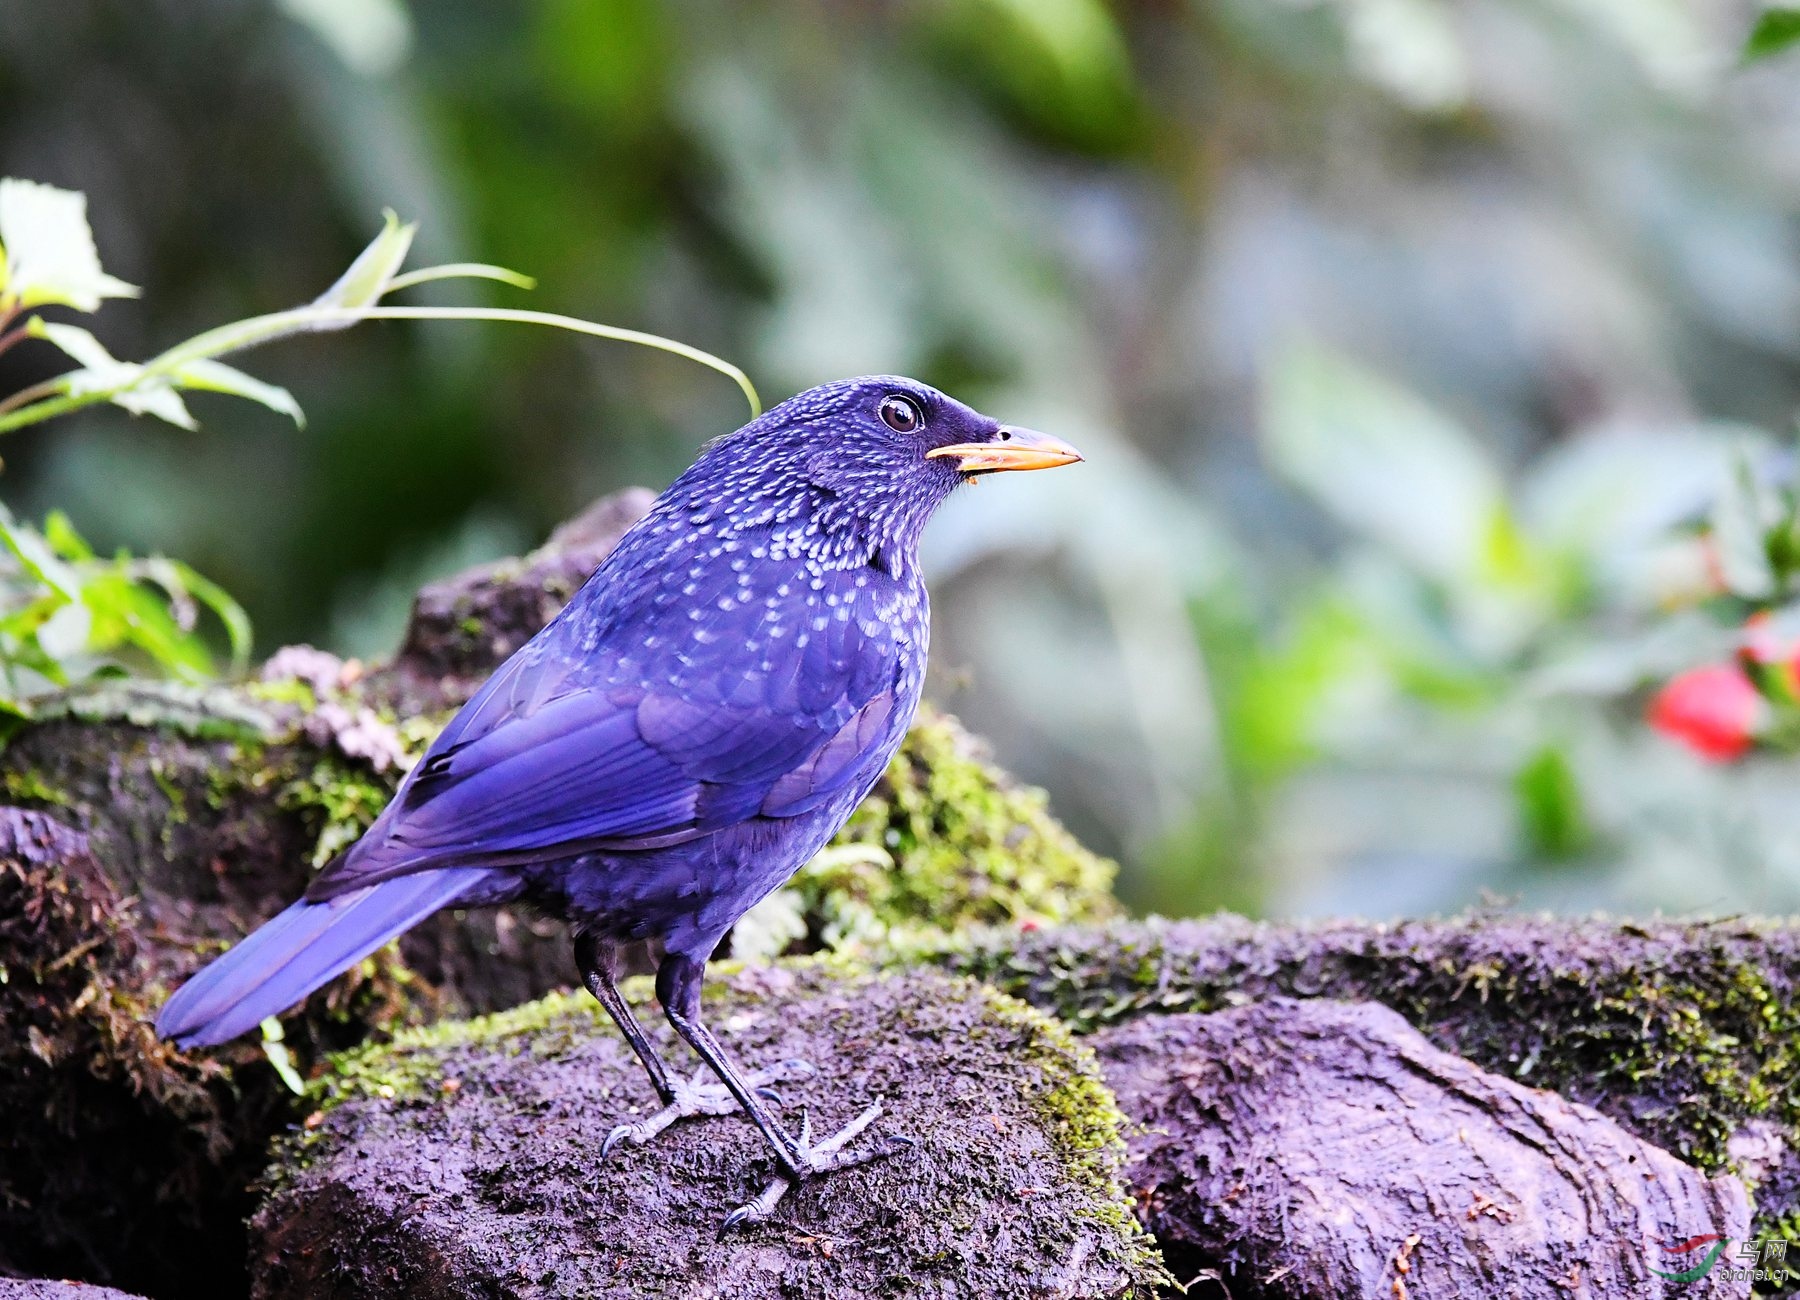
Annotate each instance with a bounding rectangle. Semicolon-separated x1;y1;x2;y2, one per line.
5;0;1800;920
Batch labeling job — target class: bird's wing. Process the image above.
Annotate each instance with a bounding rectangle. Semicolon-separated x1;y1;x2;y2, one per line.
306;591;901;899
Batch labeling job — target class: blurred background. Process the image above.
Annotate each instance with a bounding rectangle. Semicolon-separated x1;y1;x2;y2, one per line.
3;0;1800;920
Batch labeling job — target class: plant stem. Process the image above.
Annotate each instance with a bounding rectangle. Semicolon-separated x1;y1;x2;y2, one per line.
0;386;101;434
0;324;32;362
147;304;762;417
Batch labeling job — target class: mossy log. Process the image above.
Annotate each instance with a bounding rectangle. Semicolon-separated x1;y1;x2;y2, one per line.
254;929;1775;1300
0;491;1118;1298
929;914;1800;1291
1100;999;1751;1298
250;965;1163;1300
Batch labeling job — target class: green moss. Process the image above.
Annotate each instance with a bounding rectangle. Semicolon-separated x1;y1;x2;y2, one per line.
1;768;71;808
971;981;1165;1282
243;677;318;711
765;708;1119;954
277;757;399;869
308;988;600;1121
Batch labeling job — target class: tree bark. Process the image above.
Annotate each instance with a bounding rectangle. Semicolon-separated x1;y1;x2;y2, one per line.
1099;998;1753;1298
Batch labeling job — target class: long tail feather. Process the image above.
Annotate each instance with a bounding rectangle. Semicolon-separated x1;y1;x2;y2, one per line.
156;867;491;1048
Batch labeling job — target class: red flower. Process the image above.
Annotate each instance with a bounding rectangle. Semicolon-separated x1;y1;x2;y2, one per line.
1648;665;1766;762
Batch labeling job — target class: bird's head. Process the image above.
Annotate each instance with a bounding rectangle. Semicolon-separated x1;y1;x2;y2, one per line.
676;375;1082;559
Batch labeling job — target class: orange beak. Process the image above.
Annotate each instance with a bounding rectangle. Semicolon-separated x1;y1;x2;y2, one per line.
925;425;1085;475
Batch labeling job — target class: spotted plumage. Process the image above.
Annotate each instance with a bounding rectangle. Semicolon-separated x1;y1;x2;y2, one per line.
155;375;1082;1225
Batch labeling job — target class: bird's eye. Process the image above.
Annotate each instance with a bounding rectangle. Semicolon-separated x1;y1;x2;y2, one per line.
878;395;923;433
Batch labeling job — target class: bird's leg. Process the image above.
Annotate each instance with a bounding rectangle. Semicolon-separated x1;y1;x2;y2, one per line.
579;934;812;1155
576;930;677;1105
654;952;910;1228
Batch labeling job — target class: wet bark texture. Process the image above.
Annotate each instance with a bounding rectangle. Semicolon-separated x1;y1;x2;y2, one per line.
0;1283;152;1300
1098;998;1752;1299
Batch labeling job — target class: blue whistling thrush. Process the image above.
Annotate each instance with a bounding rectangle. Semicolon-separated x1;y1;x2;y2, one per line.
156;376;1082;1225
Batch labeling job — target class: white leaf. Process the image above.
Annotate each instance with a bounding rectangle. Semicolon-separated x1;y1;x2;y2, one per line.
0;179;139;312
32;319;124;373
174;358;305;427
730;889;808;962
313;209;416;311
35;321;196;430
112;380;197;430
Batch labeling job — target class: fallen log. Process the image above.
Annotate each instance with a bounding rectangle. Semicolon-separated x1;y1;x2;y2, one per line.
1098;998;1754;1299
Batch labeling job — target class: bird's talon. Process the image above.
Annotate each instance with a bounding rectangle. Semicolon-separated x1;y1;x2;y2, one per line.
600;1056;818;1155
719;1102;908;1228
601;1124;634;1159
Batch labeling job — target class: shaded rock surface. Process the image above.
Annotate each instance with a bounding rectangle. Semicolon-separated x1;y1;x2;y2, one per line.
0;1283;153;1299
931;914;1800;1252
1098;998;1752;1299
252;965;1160;1300
373;486;655;712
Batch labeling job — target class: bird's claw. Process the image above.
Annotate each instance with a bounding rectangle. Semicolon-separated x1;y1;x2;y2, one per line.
603;1058;815;1158
719;1102;911;1232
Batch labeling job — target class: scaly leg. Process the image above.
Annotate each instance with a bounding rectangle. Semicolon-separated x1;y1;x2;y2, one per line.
577;932;811;1155
654;951;911;1228
576;930;677;1104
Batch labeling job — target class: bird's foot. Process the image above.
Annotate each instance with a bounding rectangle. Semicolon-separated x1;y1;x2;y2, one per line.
602;1058;814;1157
721;1103;913;1231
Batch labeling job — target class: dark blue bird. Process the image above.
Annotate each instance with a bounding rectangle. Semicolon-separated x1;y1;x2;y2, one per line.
156;375;1081;1223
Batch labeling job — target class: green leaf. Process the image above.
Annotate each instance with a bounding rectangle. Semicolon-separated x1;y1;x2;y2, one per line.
0;511;82;601
1746;7;1800;61
173;359;305;428
0;179;139;312
260;1017;307;1096
41;510;95;562
30;320;196;429
1514;745;1591;861
106;379;195;430
165;560;253;669
382;262;537;294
